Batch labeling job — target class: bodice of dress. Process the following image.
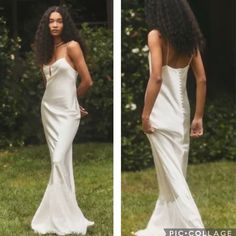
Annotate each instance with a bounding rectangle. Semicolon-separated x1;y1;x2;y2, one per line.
148;52;191;132
42;58;80;113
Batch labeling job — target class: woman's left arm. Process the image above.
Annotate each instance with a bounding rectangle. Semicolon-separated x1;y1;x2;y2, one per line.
190;50;207;137
67;41;93;97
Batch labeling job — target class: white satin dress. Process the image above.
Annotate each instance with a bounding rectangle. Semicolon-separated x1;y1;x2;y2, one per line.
31;57;94;235
133;51;204;236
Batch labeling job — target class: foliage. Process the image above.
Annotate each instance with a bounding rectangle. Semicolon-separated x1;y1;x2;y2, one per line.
0;17;42;147
0;143;113;235
121;1;151;170
121;1;236;171
0;17;113;148
78;24;113;142
189;98;236;163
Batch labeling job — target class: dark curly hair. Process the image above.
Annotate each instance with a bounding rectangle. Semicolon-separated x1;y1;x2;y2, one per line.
34;6;85;65
145;0;205;55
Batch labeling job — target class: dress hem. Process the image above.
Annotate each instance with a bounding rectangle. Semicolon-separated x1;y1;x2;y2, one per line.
31;221;94;235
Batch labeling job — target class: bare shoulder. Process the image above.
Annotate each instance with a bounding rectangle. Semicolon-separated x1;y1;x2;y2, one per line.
67;40;82;52
66;40;83;61
148;29;162;38
147;29;162;48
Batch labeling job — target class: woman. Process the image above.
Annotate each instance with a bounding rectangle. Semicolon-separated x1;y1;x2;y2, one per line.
32;6;94;235
133;0;206;235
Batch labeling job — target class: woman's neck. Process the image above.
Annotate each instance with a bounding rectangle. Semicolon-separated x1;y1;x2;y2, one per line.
53;36;63;45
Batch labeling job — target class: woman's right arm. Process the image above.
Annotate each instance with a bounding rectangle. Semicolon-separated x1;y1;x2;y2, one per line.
190;50;207;138
142;30;163;133
40;67;47;87
67;41;93;98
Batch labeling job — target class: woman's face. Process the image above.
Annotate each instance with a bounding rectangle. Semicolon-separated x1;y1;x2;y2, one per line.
48;11;63;37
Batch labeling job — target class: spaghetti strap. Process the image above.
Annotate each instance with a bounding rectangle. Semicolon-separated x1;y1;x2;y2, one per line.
66;42;69;55
188;54;193;65
166;41;169;65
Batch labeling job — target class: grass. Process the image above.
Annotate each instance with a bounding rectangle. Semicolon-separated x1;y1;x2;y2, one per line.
122;161;236;236
0;143;113;236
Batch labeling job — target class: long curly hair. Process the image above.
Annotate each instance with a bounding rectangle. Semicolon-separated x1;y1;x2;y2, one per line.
34;6;85;65
145;0;205;55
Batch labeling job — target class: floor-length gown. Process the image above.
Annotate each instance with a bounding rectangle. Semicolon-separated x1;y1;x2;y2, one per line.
133;49;204;236
31;57;94;235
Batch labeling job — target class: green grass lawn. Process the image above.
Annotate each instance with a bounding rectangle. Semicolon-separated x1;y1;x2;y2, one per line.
122;161;236;236
0;143;113;236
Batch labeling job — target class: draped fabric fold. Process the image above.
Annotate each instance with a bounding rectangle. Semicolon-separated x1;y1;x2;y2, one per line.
133;53;204;236
31;58;94;235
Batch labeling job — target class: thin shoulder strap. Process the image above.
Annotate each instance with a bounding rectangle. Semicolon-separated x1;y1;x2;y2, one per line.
188;54;193;65
65;41;72;60
65;42;69;56
166;41;169;65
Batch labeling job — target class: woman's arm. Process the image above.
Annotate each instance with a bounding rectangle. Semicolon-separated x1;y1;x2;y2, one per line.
40;66;47;87
190;50;207;137
67;41;93;97
142;30;163;133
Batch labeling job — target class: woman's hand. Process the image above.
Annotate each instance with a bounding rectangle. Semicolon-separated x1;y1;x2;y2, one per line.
142;117;155;134
80;106;88;118
190;118;203;138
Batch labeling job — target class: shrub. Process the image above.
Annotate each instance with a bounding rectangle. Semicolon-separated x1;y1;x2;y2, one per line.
189;98;236;163
0;21;53;147
121;1;150;170
77;24;113;142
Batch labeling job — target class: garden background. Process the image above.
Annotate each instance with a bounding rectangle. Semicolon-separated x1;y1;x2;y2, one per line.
0;0;113;147
121;0;236;235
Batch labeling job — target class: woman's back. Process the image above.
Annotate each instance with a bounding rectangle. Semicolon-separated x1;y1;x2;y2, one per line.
148;40;192;133
161;42;192;69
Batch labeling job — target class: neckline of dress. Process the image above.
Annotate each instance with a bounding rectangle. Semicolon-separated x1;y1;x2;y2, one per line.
162;64;190;70
44;57;65;67
43;57;78;74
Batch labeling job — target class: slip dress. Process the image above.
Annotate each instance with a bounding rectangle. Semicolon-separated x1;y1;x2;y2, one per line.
133;43;204;236
31;43;94;235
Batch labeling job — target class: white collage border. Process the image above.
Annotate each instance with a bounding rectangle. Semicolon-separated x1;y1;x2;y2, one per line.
113;0;121;235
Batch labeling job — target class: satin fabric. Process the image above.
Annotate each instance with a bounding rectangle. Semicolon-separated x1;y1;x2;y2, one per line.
31;58;94;235
133;54;204;236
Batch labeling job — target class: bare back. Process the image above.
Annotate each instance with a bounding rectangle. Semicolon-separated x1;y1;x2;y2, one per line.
161;41;193;69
